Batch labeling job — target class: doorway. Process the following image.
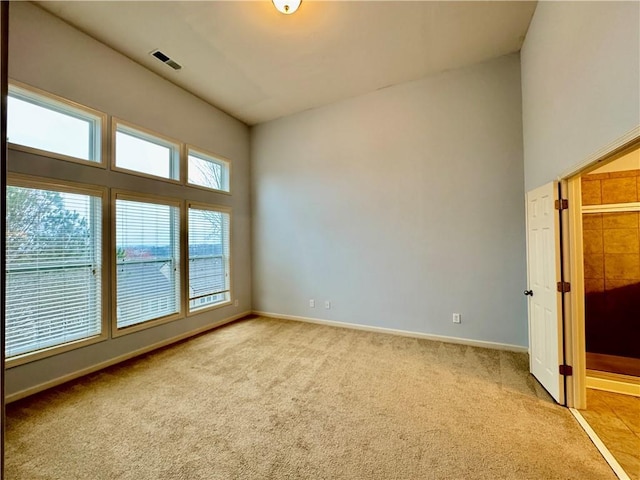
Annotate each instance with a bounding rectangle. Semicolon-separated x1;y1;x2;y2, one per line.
580;147;640;389
565;142;640;479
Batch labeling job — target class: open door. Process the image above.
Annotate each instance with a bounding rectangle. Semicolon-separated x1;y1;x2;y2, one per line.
525;182;565;404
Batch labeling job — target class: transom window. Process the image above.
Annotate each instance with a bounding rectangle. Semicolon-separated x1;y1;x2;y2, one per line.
5;180;103;359
187;148;230;192
188;204;231;312
114;122;180;181
115;194;181;329
8;84;103;163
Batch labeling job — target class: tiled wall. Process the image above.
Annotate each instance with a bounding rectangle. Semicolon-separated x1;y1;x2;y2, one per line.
582;172;640;363
583;212;640;293
582;169;640;205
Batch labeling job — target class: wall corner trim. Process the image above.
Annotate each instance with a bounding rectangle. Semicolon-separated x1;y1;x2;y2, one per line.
253;311;529;353
5;310;253;403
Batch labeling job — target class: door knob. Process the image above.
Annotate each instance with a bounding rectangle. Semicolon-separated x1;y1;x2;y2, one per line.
524;290;533;296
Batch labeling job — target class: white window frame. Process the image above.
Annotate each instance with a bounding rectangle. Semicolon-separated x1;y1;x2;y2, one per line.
111;119;181;184
8;81;107;168
186;202;232;315
186;146;232;194
112;190;184;336
6;174;108;367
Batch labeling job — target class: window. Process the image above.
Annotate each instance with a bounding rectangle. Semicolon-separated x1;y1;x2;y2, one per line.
115;194;181;329
5;180;103;360
8;83;103;163
188;148;230;192
113;121;180;181
188;204;231;312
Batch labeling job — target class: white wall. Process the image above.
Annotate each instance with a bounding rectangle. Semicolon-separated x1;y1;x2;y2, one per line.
521;1;640;191
6;3;251;398
252;54;527;347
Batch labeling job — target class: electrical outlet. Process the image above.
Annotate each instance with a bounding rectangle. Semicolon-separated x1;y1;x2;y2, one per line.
453;313;461;324
234;299;239;307
309;299;315;308
325;300;331;309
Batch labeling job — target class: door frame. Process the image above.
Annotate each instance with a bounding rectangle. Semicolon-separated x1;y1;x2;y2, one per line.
560;130;640;409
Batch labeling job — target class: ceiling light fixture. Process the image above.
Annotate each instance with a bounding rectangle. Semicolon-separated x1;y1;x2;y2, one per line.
272;0;301;15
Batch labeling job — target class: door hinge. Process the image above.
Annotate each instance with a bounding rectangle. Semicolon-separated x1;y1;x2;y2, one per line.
557;281;571;293
559;364;573;376
555;199;568;210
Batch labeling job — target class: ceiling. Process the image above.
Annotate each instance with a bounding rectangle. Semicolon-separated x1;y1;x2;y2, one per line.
36;1;537;126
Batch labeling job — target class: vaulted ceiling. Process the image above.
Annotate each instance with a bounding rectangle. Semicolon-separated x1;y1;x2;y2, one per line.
37;1;537;125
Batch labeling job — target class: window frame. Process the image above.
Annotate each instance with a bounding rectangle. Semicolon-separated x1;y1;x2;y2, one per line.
186;145;232;195
7;80;107;168
111;190;184;337
186;201;233;315
6;174;108;368
111;119;182;184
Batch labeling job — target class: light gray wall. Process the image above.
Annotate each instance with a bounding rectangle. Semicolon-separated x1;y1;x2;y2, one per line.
252;54;527;347
6;3;251;398
521;1;640;191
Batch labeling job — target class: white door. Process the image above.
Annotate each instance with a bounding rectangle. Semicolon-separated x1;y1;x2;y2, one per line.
525;182;564;404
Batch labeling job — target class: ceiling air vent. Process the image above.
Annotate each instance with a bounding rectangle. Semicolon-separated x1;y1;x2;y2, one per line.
150;49;182;71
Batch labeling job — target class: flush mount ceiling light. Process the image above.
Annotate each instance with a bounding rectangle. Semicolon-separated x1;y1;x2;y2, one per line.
273;0;301;15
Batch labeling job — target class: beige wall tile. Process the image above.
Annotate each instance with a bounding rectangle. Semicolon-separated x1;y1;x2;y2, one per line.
584;254;605;279
584;229;604;254
583;213;603;230
582;180;602;205
585;172;611;181
602;212;639;229
601;177;638;204
603;229;639;254
609;169;640;178
605;278;640;290
604;254;640;279
585;278;605;293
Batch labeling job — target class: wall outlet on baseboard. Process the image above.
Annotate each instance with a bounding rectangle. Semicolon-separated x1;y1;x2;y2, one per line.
309;299;315;308
325;300;331;309
452;313;461;324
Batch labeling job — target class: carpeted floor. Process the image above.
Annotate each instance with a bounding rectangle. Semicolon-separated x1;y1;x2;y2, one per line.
6;316;616;479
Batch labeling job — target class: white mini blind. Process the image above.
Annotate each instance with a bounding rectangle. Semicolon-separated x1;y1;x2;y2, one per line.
188;206;230;311
115;197;180;328
5;185;102;358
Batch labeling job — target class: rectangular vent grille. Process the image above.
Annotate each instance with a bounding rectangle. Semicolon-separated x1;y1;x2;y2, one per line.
150;49;182;70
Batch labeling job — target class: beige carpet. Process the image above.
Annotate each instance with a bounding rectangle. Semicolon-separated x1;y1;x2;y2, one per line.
6;316;615;479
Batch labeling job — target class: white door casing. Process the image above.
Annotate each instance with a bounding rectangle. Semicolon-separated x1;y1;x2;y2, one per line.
525;182;564;404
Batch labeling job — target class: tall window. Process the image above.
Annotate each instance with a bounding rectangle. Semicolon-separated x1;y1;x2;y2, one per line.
8;84;103;163
5;181;103;359
115;195;181;328
114;121;180;181
187;148;230;192
188;204;231;312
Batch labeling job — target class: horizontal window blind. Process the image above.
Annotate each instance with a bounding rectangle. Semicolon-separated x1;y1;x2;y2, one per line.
5;185;102;358
116;198;180;328
188;206;230;311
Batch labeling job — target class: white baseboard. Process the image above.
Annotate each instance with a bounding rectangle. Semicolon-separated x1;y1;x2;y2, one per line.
6;310;252;403
253;311;528;353
586;375;640;398
570;408;630;480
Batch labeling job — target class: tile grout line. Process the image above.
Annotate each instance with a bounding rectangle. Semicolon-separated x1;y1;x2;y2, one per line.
570;408;631;480
600;392;640;443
